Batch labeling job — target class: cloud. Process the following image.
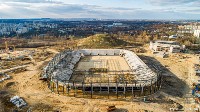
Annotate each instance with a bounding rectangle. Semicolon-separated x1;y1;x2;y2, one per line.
149;0;199;5
0;2;141;18
106;7;141;11
175;8;200;14
0;0;62;3
0;1;200;19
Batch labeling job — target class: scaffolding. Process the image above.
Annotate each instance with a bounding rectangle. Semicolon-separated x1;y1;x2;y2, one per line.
47;72;162;99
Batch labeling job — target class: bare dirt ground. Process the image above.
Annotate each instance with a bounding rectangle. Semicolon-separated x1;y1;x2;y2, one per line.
0;46;199;112
76;56;131;71
75;56;132;82
138;46;200;111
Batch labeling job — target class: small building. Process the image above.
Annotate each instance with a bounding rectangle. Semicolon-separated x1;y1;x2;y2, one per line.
113;23;123;26
150;40;183;53
170;45;181;53
169;35;177;39
194;30;200;38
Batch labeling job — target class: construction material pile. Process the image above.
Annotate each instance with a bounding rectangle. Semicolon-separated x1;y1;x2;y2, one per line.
10;96;27;108
0;74;11;83
0;50;34;60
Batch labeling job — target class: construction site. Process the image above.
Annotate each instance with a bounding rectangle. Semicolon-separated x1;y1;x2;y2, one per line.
43;49;162;99
0;35;200;112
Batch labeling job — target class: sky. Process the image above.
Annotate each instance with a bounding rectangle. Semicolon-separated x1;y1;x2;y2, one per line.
0;0;200;19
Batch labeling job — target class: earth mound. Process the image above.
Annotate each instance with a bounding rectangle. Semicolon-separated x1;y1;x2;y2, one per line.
78;34;129;48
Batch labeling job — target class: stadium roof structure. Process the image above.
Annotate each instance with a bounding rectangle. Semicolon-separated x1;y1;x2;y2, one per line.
44;49;158;87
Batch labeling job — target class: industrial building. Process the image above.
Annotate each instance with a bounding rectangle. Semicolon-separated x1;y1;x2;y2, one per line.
150;40;184;53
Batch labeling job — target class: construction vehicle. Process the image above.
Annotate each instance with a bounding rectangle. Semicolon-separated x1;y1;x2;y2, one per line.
9;45;15;52
192;83;200;103
106;105;116;112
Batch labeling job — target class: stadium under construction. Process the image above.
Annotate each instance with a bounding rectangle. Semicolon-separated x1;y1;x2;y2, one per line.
43;49;162;99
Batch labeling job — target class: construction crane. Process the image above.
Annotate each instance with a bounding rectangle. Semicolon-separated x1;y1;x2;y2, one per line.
4;40;16;52
12;45;15;52
5;41;9;53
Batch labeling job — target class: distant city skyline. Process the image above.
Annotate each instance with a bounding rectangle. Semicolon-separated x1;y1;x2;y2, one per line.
0;0;200;19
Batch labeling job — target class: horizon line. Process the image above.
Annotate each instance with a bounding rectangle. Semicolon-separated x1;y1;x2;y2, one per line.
0;18;200;21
